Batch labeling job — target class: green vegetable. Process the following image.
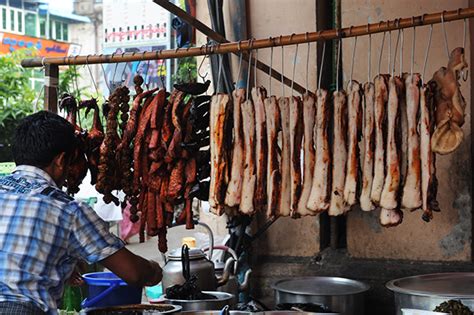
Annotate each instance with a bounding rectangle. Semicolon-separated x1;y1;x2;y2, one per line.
434;300;473;315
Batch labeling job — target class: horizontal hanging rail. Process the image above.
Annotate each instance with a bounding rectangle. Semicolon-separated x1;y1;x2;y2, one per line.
21;7;474;68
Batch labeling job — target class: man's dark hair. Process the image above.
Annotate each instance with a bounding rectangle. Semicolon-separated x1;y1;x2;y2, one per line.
12;110;77;168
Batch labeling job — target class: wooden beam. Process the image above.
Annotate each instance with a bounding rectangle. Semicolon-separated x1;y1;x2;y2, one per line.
44;64;59;113
152;0;307;94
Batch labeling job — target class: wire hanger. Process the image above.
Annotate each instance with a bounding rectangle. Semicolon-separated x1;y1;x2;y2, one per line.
235;41;244;90
391;20;401;77
216;46;224;93
441;11;450;59
198;44;209;82
280;36;284;98
410;18;416;82
377;25;386;75
336;36;342;92
268;38;274;96
254;47;258;88
349;27;358;86
387;29;392;75
461;17;468;81
421;24;433;84
399;28;404;77
85;55;100;99
318;38;326;91
306;36;312;94
246;39;254;100
367;23;371;83
290;34;298;97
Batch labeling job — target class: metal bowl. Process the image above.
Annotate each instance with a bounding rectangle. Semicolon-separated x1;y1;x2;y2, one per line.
387;272;474;315
273;277;369;315
158;291;234;311
80;303;182;314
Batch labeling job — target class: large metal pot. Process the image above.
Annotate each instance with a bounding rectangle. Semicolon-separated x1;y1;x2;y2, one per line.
387;272;474;315
273;277;369;315
163;291;235;311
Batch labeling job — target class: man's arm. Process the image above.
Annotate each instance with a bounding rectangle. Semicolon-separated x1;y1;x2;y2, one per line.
100;247;162;287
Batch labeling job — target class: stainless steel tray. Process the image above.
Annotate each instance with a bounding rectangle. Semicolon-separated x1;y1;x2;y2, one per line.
272;276;370;296
386;272;474;298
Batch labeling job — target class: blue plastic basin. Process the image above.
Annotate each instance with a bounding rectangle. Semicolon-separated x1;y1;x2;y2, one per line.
81;272;142;309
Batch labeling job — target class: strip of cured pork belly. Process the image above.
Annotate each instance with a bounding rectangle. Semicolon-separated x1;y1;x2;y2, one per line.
380;207;403;227
209;94;231;215
307;89;330;212
209;94;221;212
289;96;303;217
224;89;246;207
264;95;281;218
297;93;317;216
329;90;348;216
370;75;389;205
239;98;256;214
360;82;375;211
401;74;422;210
379;76;403;210
343;81;362;206
252;87;268;212
278;97;291;216
420;84;440;222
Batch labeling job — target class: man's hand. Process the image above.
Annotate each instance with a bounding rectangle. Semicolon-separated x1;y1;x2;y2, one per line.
144;260;163;287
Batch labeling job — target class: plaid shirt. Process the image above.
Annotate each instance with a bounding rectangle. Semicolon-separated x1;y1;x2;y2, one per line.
0;165;125;314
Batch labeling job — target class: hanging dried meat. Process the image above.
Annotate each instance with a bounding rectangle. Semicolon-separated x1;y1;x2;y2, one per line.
264;95;281;218
329;90;348;216
430;47;468;155
344;81;362;207
307;89;330;212
252;87;268;213
420;83;440;222
359;82;375;211
297;93;316;216
401;74;422;210
278;96;291;217
224;89;246;208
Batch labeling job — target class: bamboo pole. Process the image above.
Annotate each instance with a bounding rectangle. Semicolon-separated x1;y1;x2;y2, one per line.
22;7;474;69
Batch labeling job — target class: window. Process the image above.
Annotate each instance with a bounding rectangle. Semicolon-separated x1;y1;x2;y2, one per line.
17;11;22;33
39;16;46;37
49;19;53;38
62;23;68;41
25;13;36;36
0;0;6;5
55;21;61;40
9;0;21;9
2;8;6;30
10;9;14;31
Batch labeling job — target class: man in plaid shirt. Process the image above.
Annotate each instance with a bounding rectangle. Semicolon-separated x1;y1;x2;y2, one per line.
0;111;162;314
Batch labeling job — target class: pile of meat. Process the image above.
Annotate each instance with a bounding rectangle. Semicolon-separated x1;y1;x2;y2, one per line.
60;76;211;252
210;47;468;227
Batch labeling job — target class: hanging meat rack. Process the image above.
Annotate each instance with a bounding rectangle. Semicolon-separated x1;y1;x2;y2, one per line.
21;7;474;112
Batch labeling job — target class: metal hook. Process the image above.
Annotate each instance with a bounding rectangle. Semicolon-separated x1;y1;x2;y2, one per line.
246;39;254;100
85;55;100;98
367;22;372;83
291;42;298;97
280;39;284;97
377;28;386;75
349;34;358;85
422;24;433;84
41;57;46;67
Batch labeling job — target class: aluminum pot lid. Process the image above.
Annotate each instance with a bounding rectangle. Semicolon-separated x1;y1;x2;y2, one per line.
386;272;474;298
167;248;206;260
272;277;369;296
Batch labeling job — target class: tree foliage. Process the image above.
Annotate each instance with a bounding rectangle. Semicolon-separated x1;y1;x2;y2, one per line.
0;49;38;162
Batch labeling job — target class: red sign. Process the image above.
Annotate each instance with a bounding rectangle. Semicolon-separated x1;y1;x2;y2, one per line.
0;32;74;57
